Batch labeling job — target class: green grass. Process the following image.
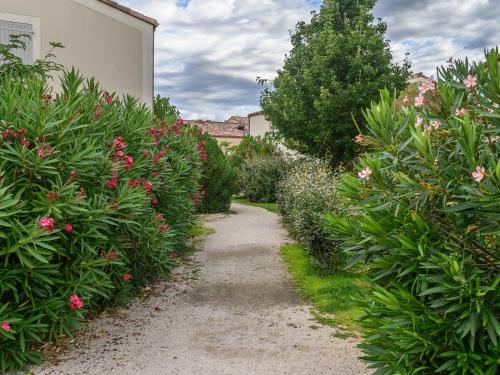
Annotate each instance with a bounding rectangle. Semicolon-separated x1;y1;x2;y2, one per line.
188;225;216;237
232;197;279;214
281;243;370;335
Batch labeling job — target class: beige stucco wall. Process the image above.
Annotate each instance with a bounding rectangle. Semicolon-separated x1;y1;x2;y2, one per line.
215;137;243;147
0;0;154;106
249;113;271;137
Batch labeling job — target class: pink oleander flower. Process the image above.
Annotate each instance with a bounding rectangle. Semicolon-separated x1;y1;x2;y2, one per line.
151;197;159;206
414;94;425;107
159;224;170;233
354;134;366;145
358;167;372;181
418;78;435;95
123;155;134;169
1;322;10;332
431;120;441;129
70;169;78;180
455;107;466;116
123;274;131;281
472;166;485;182
113;136;126;149
155;212;165;221
463;75;477;89
37;149;45;158
143;151;149;157
168;252;177;259
22;139;31;148
106;173;119;189
142;180;153;192
415;115;423;127
116;150;124;158
65;224;73;233
38;216;55;232
69;294;84;310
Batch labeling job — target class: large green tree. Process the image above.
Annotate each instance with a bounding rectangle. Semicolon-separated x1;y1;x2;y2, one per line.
261;0;410;162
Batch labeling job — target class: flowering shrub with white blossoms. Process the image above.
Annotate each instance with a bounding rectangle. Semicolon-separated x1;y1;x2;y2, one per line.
278;159;346;268
0;41;202;372
325;49;499;373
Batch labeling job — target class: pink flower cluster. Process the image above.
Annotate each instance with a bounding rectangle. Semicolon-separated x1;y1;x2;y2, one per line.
159;224;171;233
113;136;126;149
168;252;177;259
358;167;372;180
69;294;84;310
414;77;435;107
1;322;10;332
106;171;119;189
94;103;102;119
103;91;113;105
123;274;131;281
38;216;55;232
2;128;31;148
415;116;440;133
463;75;477;89
197;140;208;161
148;127;167;147
113;150;134;170
171;119;185;135
100;250;119;260
37;143;55;159
152;147;171;165
472;166;485;182
70;169;78;180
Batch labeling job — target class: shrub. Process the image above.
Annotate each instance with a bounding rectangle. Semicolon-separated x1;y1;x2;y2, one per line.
324;49;500;374
196;133;238;213
0;42;201;372
228;134;279;168
240;156;288;203
277;160;345;268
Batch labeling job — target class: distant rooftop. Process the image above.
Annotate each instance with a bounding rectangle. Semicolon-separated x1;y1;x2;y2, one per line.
188;116;249;138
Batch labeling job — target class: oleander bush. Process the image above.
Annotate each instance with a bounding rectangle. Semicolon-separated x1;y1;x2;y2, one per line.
324;49;500;374
0;41;201;372
277;160;345;268
196;133;238;213
239;155;288;203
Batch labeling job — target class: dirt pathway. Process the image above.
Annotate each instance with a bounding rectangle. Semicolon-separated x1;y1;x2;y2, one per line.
36;203;368;374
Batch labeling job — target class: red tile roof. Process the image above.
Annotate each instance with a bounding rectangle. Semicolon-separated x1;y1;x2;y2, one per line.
188;116;249;138
247;110;263;117
98;0;159;29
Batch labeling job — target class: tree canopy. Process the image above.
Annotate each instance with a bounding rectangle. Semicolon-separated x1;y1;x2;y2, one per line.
261;0;410;162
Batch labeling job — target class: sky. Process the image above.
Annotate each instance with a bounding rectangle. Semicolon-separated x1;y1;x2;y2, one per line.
121;0;500;121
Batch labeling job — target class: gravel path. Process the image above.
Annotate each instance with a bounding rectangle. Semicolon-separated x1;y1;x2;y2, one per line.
35;203;368;375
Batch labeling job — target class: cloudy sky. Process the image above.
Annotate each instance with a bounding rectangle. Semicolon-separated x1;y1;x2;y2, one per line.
121;0;499;120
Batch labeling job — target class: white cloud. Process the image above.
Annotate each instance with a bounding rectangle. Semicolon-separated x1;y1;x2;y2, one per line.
121;0;499;120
